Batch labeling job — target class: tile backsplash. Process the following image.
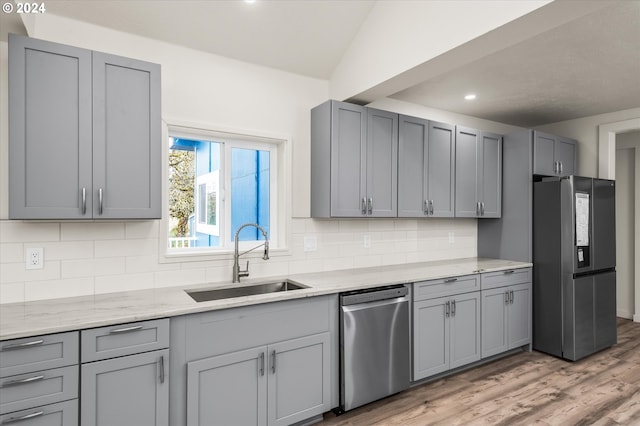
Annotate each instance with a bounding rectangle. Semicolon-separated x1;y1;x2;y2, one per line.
0;218;476;304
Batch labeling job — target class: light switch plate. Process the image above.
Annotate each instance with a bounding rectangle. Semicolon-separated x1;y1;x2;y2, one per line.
304;236;317;252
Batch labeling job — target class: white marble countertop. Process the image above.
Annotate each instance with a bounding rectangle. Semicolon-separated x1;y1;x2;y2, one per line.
0;257;531;341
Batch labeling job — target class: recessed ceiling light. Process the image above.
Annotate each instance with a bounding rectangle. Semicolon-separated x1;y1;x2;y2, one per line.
464;94;477;101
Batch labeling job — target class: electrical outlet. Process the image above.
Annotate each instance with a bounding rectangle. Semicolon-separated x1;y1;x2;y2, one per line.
448;232;455;244
363;235;371;249
303;236;317;252
26;248;44;270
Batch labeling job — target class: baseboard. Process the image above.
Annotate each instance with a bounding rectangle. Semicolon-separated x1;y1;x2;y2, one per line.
633;313;640;323
618;309;633;319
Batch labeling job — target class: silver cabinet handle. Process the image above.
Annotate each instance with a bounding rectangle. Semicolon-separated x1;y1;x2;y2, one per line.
367;198;373;215
560;161;563;174
504;270;515;275
481;202;485;216
430;200;434;215
505;291;510;305
555;161;559;174
476;202;480;216
444;278;458;283
158;356;165;384
2;375;45;388
81;187;87;215
424;200;428;215
109;325;143;334
1;339;44;351
510;290;514;304
271;350;276;374
445;301;450;317
98;188;104;215
259;352;265;376
451;299;456;316
361;197;367;215
1;411;44;424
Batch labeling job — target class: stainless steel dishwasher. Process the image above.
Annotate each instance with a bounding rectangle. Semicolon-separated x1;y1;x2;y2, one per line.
338;285;410;412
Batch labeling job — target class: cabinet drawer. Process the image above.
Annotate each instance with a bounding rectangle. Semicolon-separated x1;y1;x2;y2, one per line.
481;268;531;291
414;275;479;301
0;332;78;378
0;399;78;426
0;365;78;415
81;318;169;362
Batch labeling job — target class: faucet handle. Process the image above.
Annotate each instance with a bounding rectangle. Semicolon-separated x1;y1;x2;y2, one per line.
239;260;250;278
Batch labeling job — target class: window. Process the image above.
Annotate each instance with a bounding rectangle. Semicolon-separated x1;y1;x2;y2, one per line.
165;124;284;255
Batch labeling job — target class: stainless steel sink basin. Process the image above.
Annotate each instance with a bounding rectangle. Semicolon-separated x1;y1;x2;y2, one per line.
186;280;307;302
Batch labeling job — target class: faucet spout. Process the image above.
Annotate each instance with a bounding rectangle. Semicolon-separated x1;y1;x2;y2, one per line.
233;223;270;283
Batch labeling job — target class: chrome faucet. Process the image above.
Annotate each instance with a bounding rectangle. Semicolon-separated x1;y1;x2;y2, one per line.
233;223;270;283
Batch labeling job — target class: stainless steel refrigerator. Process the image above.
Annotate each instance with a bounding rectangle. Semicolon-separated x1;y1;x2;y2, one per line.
533;176;617;361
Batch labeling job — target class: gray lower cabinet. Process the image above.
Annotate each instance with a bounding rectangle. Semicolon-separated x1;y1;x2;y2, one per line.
80;319;170;426
311;100;397;218
0;331;79;425
8;33;160;219
170;296;336;426
533;131;576;177
187;333;330;426
413;291;481;381
398;117;455;217
481;283;532;358
0;400;78;426
455;127;502;218
81;350;169;426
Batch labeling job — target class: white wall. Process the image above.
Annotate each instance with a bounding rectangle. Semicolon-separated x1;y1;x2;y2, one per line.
0;15;488;304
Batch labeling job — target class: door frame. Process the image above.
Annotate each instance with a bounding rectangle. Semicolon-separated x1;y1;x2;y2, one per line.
599;118;640;322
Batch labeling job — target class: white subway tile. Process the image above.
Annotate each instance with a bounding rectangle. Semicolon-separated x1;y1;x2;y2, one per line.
290;218;307;234
62;258;126;279
306;219;340;233
41;241;94;260
339;220;368;233
354;255;383;269
322;256;354;272
0;243;23;263
1;261;61;284
126;255;173;273
0;221;60;243
0;282;25;304
125;221;160;239
368;220;395;232
155;268;207;288
95;239;157;258
394;219;418;231
61;222;125;241
288;259;323;275
25;277;94;301
95;273;155;294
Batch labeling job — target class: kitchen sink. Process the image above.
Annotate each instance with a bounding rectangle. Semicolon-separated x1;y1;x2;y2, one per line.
186;280;307;302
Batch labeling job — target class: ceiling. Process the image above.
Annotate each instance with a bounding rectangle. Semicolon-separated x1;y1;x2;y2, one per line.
28;0;640;127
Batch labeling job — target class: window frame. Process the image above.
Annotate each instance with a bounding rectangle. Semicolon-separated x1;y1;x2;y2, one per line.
160;119;291;264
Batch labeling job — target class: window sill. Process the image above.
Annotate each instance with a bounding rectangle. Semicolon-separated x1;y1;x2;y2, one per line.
159;246;291;264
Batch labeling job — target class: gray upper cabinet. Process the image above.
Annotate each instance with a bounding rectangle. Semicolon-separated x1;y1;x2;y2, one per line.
533;131;576;176
8;34;161;219
311;100;397;218
398;117;455;217
455;127;502;218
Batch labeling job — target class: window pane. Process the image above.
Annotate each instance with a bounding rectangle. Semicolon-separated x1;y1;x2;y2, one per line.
231;148;270;241
168;137;221;248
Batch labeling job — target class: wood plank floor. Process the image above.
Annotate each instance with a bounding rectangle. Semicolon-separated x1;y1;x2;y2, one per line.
320;318;640;426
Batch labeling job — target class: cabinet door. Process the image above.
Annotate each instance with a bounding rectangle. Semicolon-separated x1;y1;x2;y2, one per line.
427;122;456;217
267;333;330;426
330;102;366;217
8;34;92;219
413;297;449;380
455;127;479;217
481;287;509;358
594;271;617;352
479;132;502;218
508;283;532;349
366;108;398;217
555;137;576;176
92;52;161;219
398;115;428;217
187;347;266;426
533;131;557;176
81;349;169;426
449;292;481;369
